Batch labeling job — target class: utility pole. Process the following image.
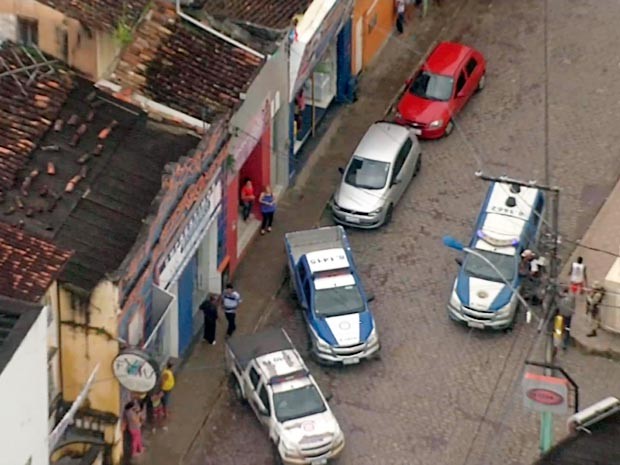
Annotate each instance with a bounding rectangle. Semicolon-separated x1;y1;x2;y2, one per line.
475;172;561;454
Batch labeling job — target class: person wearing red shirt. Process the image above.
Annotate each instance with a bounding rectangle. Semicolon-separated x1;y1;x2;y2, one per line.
240;178;255;221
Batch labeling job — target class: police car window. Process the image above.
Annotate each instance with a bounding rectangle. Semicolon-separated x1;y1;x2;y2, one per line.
303;279;312;301
259;386;270;414
249;367;260;389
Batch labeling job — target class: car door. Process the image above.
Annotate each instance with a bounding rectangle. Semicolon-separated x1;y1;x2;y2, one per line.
257;382;272;427
402;136;419;182
464;55;482;95
247;365;264;419
453;69;468;114
388;142;408;203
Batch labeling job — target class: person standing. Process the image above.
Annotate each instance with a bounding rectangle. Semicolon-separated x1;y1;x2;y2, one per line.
557;289;576;350
240;178;255;221
126;401;145;457
569;256;587;295
395;0;406;34
259;185;276;235
160;362;175;418
200;293;219;344
586;281;606;337
222;283;242;337
150;389;167;433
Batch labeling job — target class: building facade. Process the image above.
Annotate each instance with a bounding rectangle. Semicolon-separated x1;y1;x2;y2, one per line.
351;0;396;75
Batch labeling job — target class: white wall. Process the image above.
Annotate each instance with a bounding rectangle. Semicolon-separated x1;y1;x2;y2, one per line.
0;309;49;465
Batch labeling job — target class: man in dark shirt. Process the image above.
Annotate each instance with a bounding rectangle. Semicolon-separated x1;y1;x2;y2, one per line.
200;293;219;344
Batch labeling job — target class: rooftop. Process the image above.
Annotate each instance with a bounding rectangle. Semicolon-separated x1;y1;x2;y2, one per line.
202;0;311;30
110;1;264;124
38;0;150;32
0;295;43;377
0;222;72;302
256;349;306;382
426;42;472;76
0;44;200;293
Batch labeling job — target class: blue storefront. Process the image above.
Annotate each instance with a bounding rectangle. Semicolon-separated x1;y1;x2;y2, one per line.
289;0;354;177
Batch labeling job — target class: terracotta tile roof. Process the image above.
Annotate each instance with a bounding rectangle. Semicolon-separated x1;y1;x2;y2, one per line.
0;44;72;191
111;1;264;122
203;0;311;30
38;0;150;32
0;222;72;302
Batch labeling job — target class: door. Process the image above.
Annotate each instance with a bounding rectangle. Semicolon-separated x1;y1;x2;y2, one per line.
354;18;363;75
389;140;411;203
178;255;197;355
453;70;468;113
463;56;481;95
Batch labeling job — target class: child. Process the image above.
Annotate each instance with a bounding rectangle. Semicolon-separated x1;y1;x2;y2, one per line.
150;389;167;432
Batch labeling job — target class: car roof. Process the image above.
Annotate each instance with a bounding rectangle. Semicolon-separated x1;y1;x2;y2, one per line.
255;349;308;383
354;122;409;162
425;42;472;76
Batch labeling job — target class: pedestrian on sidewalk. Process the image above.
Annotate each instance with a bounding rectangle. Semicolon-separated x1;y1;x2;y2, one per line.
160;362;175;418
569;256;587;295
259;185;276;235
586;281;606;337
150;389;167;433
557;289;576;350
200;293;219;344
125;401;145;457
240;178;255;221
395;0;406;34
222;283;242;337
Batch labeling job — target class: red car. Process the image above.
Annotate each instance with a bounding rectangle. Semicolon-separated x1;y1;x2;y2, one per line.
394;42;486;139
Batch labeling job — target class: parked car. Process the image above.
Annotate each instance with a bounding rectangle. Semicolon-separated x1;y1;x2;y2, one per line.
394;41;486;139
330;122;421;228
284;226;380;365
225;328;345;465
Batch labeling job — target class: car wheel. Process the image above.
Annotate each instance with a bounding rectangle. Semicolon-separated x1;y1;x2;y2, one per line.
230;376;246;404
383;204;394;226
444;120;454;137
414;155;422;176
477;73;486;92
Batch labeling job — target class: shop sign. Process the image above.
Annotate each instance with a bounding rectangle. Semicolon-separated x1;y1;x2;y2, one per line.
291;0;353;98
112;349;159;393
229;106;266;180
158;178;222;288
523;372;569;415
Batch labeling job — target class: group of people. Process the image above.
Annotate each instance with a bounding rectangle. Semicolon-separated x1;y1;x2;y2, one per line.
199;283;243;345
124;363;176;458
240;178;276;235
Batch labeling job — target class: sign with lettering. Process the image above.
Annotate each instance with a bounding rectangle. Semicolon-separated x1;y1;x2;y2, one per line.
523;372;569;415
306;248;350;273
113;349;159;393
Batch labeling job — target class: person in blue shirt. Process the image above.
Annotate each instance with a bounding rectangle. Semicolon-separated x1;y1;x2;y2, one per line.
259;185;276;235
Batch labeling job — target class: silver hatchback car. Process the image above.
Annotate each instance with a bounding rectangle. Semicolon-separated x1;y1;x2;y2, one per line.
331;122;421;228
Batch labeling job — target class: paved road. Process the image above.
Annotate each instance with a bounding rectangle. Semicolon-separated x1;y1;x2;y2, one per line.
185;0;620;464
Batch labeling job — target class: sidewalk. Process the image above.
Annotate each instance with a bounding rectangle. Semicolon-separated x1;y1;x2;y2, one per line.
137;2;472;464
568;177;620;359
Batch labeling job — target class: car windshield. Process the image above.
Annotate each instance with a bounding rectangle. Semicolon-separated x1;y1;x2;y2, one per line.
463;249;517;283
314;285;365;317
273;385;326;423
409;71;454;101
344;157;390;190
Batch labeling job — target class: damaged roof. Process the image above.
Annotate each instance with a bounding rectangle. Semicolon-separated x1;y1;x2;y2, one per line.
202;0;312;30
110;0;264;123
37;0;150;32
0;44;200;293
0;222;72;302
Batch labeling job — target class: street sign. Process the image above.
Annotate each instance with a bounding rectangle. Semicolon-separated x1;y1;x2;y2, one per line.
523;372;569;415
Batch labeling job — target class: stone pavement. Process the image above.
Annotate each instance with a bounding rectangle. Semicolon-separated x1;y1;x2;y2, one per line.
134;2;465;464
567;176;620;359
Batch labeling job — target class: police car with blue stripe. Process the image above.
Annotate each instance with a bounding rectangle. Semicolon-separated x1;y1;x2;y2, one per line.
285;226;380;364
447;182;545;330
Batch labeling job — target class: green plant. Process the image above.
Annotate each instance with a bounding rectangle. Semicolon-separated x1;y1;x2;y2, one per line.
114;18;133;47
225;154;236;172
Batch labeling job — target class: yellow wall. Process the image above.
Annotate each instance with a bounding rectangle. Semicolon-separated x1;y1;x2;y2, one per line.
352;0;395;73
57;279;123;463
0;0;118;79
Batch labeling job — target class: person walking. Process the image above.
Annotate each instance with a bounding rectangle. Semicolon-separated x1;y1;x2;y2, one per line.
222;283;242;337
200;293;219;344
125;401;145;457
557;289;576;350
160;362;175;418
586;281;606;337
395;0;406;34
150;389;167;432
240;178;255;221
259;185;276;235
569;256;587;295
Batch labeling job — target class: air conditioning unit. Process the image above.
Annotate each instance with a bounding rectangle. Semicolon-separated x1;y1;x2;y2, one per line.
567;397;620;432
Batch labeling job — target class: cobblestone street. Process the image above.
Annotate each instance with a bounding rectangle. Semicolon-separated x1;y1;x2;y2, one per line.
183;1;620;464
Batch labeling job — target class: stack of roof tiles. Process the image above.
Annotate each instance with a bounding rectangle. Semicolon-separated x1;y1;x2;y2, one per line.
111;0;264;123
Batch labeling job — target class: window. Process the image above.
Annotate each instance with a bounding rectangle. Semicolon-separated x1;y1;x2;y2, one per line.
464;249;517;283
302;278;312;303
409;71;454;101
314;285;365;317
465;58;478;76
344;157;390;190
273;385;326;422
258;385;270;415
456;72;467;95
56;27;69;62
249;367;260;389
17;17;38;46
392;138;413;181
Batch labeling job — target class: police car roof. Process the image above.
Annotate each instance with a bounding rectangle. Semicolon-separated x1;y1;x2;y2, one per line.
306;248;350;274
255;349;308;384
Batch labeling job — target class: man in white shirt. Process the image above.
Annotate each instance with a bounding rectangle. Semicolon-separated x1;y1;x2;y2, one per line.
395;0;406;34
222;283;242;337
569;256;587;295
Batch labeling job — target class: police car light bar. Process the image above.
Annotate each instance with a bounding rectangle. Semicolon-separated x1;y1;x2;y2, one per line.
477;229;519;248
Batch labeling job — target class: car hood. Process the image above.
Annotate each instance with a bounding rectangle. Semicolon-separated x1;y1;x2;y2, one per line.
280;410;340;446
313;307;374;346
397;91;448;124
456;273;515;311
334;183;386;213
